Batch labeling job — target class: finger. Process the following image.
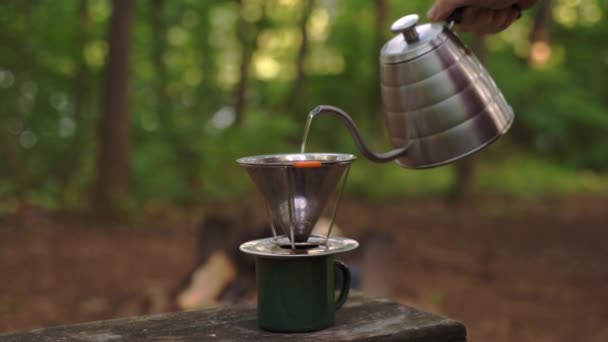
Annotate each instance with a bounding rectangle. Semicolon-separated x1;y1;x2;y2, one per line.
458;7;490;26
457;8;500;35
485;0;519;8
428;0;518;21
517;0;538;10
499;8;521;31
488;8;512;34
428;0;466;21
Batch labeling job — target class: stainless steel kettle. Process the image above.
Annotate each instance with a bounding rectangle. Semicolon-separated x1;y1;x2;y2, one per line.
313;14;514;169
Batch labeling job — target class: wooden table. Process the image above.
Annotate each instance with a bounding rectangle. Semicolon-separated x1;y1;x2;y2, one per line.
0;295;466;341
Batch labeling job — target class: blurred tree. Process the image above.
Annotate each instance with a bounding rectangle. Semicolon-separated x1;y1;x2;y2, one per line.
1;0;607;208
150;0;168;124
95;0;135;211
0;130;30;198
57;0;91;201
234;0;268;126
370;0;388;135
448;34;486;202
281;0;314;115
528;0;553;67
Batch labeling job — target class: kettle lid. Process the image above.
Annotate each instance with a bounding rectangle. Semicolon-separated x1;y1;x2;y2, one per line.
381;14;449;64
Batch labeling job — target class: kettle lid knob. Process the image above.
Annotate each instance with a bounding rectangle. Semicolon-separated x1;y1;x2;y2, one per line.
381;13;448;64
390;14;420;43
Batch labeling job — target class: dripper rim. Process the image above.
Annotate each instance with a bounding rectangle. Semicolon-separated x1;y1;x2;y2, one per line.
236;153;356;167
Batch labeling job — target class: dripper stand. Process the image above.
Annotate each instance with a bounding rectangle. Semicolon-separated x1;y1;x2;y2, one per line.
264;161;351;250
237;153;355;250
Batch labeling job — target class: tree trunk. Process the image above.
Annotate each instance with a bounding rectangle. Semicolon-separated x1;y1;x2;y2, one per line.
150;0;168;121
528;0;553;67
470;34;487;61
149;0;202;200
448;33;486;203
57;0;91;202
370;0;388;135
95;0;135;211
282;0;314;114
150;0;175;145
449;155;477;202
529;0;553;45
0;131;30;198
72;0;91;133
233;0;267;126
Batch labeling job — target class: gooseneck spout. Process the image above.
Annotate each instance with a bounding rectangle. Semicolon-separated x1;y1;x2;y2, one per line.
312;105;411;163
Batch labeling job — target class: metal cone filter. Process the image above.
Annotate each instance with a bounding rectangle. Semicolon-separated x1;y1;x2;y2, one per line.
237;153;355;243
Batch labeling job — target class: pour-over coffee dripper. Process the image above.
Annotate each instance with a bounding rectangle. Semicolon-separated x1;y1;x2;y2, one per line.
237;153;355;249
237;153;359;332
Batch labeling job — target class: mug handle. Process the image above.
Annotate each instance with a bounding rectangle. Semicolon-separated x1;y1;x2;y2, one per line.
334;260;351;310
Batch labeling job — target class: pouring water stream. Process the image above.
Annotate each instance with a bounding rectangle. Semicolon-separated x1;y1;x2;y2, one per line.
300;110;316;154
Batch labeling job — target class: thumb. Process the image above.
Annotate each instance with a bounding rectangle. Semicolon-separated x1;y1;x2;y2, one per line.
428;0;467;21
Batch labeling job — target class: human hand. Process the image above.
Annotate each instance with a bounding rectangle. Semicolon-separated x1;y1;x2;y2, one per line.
427;0;538;34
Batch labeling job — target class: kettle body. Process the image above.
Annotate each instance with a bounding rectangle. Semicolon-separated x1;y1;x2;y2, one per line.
314;14;514;169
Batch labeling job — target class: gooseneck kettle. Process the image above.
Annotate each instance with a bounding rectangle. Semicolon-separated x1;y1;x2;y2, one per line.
314;14;514;169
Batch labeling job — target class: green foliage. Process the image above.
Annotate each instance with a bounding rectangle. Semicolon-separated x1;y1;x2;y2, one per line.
0;0;607;210
347;160;453;199
199;109;299;199
476;151;608;195
488;47;608;170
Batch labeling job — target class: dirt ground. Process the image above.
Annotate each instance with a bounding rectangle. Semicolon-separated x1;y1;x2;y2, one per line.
1;196;607;341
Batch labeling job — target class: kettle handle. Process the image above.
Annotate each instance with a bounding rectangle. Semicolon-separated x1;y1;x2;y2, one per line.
311;105;412;163
445;7;465;24
446;5;522;24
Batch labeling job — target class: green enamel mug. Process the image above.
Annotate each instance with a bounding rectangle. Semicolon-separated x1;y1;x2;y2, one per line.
240;236;359;333
255;254;351;333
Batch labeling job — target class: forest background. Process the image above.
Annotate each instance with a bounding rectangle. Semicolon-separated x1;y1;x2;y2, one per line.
1;1;608;341
1;0;607;213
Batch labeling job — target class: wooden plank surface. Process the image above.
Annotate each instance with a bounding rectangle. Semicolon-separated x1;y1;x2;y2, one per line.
0;295;466;341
